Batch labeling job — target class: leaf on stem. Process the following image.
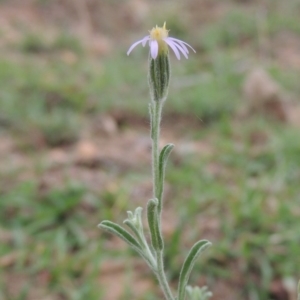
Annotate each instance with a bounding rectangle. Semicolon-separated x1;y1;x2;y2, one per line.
123;219;141;242
99;220;156;267
177;240;212;300
158;143;174;208
123;207;144;239
186;285;212;300
159;144;174;179
147;198;164;251
98;220;142;252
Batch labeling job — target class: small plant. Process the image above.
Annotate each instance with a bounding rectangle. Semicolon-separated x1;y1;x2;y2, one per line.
19;32;48;53
186;286;212;300
99;23;211;300
36;109;80;146
53;32;83;54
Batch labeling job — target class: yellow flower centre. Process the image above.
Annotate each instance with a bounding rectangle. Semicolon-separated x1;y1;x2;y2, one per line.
150;22;169;41
149;22;169;55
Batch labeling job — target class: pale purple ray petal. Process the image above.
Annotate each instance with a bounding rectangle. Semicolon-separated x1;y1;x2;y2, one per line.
127;36;150;55
167;39;188;59
150;40;158;59
168;37;196;53
167;38;189;54
142;36;150;46
164;38;181;60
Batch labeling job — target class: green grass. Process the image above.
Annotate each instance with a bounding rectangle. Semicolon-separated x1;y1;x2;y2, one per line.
1;0;300;299
165;118;300;298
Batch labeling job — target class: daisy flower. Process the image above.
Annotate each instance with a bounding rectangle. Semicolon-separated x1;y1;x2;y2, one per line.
127;22;195;60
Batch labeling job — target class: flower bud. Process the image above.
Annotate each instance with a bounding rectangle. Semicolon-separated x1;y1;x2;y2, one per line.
148;52;170;102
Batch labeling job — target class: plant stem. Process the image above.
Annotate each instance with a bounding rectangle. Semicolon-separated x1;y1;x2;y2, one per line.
140;235;157;269
150;100;174;300
155;250;174;300
151;101;163;211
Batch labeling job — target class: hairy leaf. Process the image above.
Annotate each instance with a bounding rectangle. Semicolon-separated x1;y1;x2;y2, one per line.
98;220;141;251
177;240;211;300
147;198;164;251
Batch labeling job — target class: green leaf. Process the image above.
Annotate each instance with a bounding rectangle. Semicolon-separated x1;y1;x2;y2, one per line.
158;143;174;210
147;198;164;251
98;220;142;251
123;207;144;244
159;144;174;179
123;219;141;241
99;220;155;267
177;240;212;300
186;285;212;300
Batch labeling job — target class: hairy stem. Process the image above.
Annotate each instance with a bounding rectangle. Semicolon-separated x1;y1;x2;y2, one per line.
155;250;174;300
150;100;174;300
151;101;163;211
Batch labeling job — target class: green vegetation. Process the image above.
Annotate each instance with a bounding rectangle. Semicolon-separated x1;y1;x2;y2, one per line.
0;0;299;299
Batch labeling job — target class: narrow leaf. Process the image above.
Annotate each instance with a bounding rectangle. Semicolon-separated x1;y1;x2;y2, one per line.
98;220;141;251
99;221;156;268
123;220;141;240
159;143;174;179
147;199;164;251
123;219;146;248
158;143;174;210
177;240;211;300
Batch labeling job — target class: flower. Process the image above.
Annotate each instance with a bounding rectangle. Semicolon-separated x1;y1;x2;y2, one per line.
127;22;195;60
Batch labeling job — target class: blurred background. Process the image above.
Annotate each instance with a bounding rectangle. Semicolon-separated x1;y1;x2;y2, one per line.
0;0;300;299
